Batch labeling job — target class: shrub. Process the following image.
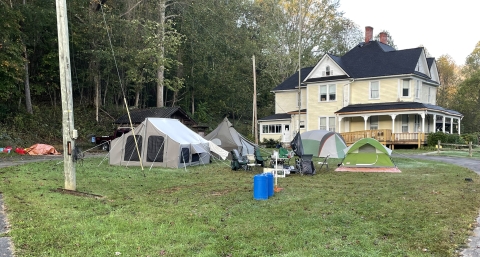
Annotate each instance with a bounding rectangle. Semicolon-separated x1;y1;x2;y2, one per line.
262;138;280;148
427;132;464;146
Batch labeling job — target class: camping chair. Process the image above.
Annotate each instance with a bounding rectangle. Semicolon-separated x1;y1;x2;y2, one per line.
317;154;330;171
295;154;316;175
230;149;249;171
254;148;266;167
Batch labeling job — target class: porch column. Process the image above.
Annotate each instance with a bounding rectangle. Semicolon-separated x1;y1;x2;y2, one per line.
433;114;437;132
442;116;446;133
450;117;453;134
390;114;397;133
363;116;369;130
458;118;461;135
421;113;425;133
338;116;343;133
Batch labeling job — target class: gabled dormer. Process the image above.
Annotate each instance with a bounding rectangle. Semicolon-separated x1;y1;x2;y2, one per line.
427;58;440;83
305;54;349;81
414;49;431;78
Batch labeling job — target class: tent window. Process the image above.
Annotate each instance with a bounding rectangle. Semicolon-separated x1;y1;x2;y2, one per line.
124;135;142;161
147;136;164;162
192;153;200;162
180;148;190;163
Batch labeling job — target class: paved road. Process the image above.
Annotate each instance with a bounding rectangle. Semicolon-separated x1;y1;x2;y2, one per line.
1;153;480;256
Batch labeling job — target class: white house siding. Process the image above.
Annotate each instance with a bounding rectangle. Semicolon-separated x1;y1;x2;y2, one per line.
306;81;345;131
274;89;306;114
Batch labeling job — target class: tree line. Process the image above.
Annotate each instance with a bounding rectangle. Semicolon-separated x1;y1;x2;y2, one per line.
1;0;479;141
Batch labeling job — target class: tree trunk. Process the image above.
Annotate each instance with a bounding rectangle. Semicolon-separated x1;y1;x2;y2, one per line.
24;46;33;114
94;71;100;122
134;88;140;108
156;0;166;107
191;91;194;116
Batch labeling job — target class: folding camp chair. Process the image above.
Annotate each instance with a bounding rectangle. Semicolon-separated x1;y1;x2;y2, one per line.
230;149;249;171
254;148;266;167
295;154;316;175
317;154;330;171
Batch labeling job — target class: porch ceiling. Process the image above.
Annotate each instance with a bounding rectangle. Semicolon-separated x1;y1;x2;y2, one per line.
335;102;462;118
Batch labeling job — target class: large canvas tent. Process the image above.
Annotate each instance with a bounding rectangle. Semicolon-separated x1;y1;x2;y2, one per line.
335;138;400;172
110;118;219;168
299;130;347;158
205;117;257;156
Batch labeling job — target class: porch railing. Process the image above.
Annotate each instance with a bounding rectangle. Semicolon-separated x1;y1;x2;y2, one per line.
340;129;427;148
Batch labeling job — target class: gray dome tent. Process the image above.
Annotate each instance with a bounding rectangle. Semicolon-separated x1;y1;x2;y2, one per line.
205;117;257;157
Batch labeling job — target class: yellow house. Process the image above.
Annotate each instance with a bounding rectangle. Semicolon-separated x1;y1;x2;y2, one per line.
258;26;463;148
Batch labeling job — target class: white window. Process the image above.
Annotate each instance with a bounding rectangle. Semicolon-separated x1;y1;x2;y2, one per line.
329;117;336;131
415;80;421;99
402;115;409;132
326;66;331;76
370;81;379;99
262;124;282;134
300;121;305;129
319;117;336;131
319;84;336;102
370;116;379;130
402;79;409;97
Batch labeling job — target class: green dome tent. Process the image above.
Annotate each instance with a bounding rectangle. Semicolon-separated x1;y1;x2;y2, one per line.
336;138;400;173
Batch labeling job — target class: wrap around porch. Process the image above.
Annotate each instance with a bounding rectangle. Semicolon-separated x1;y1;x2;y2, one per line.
340;129;427;149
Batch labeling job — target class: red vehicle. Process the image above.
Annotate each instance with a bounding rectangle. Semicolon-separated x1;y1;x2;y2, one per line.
93;127;131;151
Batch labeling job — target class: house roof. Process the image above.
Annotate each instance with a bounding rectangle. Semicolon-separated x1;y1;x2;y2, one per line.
329;41;426;79
258;113;292;121
115;106;197;125
426;57;435;69
279;41;437;88
272;67;314;91
335;102;462;117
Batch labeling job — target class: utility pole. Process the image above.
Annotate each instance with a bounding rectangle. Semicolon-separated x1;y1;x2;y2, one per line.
252;55;258;144
297;0;302;133
56;0;76;190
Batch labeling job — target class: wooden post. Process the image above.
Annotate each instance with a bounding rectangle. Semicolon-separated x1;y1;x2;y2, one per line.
469;141;472;157
437;140;440;154
417;133;420;149
56;0;76;190
252;55;258;144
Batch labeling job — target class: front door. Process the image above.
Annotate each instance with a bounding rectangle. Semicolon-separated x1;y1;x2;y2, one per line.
282;125;291;143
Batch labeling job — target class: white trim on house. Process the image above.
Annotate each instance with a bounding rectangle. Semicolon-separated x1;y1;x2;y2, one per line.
306;54;349;81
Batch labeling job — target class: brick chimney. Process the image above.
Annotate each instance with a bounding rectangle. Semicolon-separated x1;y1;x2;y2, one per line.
379;31;388;44
365;26;373;43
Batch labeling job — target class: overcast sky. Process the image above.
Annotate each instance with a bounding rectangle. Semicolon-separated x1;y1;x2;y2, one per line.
338;0;480;65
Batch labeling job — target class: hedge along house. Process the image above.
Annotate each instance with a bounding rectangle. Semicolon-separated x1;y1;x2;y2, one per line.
109;118;217;169
259;26;463;148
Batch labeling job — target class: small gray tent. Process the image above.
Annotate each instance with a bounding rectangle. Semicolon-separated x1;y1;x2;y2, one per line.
109;118;221;168
205;117;257;156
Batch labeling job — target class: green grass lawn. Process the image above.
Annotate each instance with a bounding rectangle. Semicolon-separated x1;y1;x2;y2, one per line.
1;156;480;256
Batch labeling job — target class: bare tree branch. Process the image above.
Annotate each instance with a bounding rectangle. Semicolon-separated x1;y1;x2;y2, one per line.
119;0;144;18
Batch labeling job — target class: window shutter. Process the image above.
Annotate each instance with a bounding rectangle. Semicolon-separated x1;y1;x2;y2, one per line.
322;71;326;76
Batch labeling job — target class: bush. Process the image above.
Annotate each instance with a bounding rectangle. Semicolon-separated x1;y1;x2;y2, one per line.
262;138;280;148
427;132;464;146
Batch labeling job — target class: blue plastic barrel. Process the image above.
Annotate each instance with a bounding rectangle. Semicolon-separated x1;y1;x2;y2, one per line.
265;173;274;198
253;174;268;200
